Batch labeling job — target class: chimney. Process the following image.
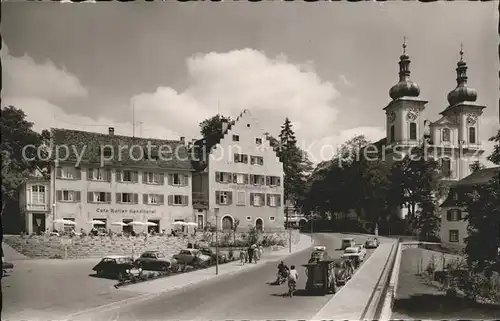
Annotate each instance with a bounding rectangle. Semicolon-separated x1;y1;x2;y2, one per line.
108;127;115;136
221;119;229;133
180;137;185;144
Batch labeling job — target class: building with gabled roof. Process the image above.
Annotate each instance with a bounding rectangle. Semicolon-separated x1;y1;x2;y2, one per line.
190;109;285;232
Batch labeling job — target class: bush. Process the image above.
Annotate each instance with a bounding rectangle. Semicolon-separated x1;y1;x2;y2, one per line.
462;272;500;303
426;254;437;276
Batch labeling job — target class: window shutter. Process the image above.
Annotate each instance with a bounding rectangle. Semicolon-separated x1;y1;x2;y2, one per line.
250;193;255;206
105;169;111;182
159;194;164;205
243;155;248;163
168;174;173;185
244;174;249;184
143;194;148;204
266;176;270;185
87;168;93;180
227;192;233;205
277;195;282;207
251;157;255;165
132;172;139;183
88;192;93;203
183;195;189;206
74;168;81;179
167;195;173;205
277;177;281;186
259;176;265;185
457;210;462;220
116;170;122;182
75;191;81;202
250;175;255;185
266;194;270;206
183;174;189;186
133;193;138;204
159;173;165;185
446;210;452;221
142;172;147;183
215;191;221;205
57;190;62;201
233;154;238;163
56;167;62;178
116;193;121;203
215;172;220;182
233;173;237;183
106;192;111;203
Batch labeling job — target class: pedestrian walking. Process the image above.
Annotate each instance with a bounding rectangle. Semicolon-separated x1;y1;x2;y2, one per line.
240;250;246;264
248;246;254;264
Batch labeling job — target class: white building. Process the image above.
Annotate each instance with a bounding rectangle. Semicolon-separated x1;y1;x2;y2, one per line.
20;127;194;234
191;110;285;232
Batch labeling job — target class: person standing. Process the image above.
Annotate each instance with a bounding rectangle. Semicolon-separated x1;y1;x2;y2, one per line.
247;246;254;264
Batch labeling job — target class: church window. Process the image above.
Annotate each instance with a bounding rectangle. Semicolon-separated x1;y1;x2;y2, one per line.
442;128;450;142
390;125;395;143
409;122;417;140
441;158;451;177
469;127;476;144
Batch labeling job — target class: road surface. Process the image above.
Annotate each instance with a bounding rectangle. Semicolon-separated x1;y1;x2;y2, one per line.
70;233;377;321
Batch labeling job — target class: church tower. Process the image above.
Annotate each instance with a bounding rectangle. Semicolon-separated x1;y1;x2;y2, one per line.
434;45;486;180
383;39;428;151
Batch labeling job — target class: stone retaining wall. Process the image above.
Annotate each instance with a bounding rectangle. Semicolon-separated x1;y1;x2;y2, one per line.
3;230;300;259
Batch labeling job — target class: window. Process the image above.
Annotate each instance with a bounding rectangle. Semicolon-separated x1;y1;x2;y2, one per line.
63;191;73;201
246;216;252;221
88;168;107;181
234;153;248;163
250;156;264;165
252;193;263;206
247;124;250;127
61;167;75;179
174;195;185;205
267;194;281;207
449;230;459;243
236;191;245;205
150;194;158;204
57;190;81;202
31;185;45;204
144;172;163;185
409;122;417;140
215;172;231;183
145;194;164;205
255;138;262;145
269;195;277;207
270;216;275;221
442;128;451;142
168;195;188;206
469;127;476;144
235;173;245;184
118;170;138;183
92;192;108;203
446;209;462;221
232;135;239;142
100;146;113;157
390;125;395;143
173;173;181;185
250;174;265;185
218;192;229;205
441;158;451;177
117;193;138;204
267;176;281;186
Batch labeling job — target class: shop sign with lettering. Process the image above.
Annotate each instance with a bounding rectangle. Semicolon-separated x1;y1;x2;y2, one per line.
96;208;156;215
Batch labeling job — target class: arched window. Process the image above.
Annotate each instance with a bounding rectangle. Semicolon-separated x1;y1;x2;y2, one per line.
469;127;476;144
222;216;233;230
390;125;395;143
442;128;450;142
409;122;417;140
255;218;264;231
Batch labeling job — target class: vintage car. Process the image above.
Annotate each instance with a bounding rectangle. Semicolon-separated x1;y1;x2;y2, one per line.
92;256;138;279
341;238;355;250
303;260;337;295
333;258;354;285
365;237;380;249
308;246;331;263
341;246;367;266
135;251;179;272
199;247;228;264
173;249;212;267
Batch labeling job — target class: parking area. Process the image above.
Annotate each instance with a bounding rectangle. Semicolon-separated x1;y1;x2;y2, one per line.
1;258;142;320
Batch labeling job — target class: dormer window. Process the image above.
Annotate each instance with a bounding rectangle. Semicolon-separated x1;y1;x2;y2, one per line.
232;135;239;142
469;127;476;144
442;128;450;142
100;146;113;158
409;122;417;140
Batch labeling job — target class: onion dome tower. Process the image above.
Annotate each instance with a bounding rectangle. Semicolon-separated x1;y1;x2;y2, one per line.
389;38;420;100
446;44;478;106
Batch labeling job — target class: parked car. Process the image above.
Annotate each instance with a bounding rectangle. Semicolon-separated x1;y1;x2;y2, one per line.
333;258;354;285
135;251;179;272
341;246;367;267
92;256;137;279
365;237;379;249
199;247;228;263
173;249;212;267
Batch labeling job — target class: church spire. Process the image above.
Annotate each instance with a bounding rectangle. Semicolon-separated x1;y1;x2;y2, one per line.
389;37;420;100
447;43;477;106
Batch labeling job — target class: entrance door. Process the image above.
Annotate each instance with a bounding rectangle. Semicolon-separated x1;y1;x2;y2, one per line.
122;219;133;233
147;220;160;233
255;218;263;231
197;214;204;230
32;213;46;234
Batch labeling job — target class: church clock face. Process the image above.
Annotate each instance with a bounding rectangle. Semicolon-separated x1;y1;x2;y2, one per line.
406;108;419;122
467;113;478;126
388;111;396;123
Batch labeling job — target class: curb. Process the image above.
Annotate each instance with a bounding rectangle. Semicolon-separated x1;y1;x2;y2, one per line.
59;234;313;320
377;241;404;321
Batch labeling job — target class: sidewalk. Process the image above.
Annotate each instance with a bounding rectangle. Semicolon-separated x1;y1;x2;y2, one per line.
118;233;312;295
2;243;29;261
311;240;397;320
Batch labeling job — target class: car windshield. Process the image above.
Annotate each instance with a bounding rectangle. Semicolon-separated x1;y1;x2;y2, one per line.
116;258;132;264
345;248;358;253
180;250;192;255
102;258;116;263
141;253;156;258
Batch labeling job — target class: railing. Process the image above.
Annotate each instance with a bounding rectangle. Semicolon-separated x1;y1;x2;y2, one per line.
27;203;49;211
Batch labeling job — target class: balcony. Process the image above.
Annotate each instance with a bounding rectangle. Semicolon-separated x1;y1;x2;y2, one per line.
192;192;208;209
26;203;49;212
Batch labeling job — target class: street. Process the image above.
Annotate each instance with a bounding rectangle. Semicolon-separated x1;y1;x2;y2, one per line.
68;233;378;321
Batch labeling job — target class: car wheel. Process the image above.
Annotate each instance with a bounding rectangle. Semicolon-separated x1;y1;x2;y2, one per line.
161;264;169;272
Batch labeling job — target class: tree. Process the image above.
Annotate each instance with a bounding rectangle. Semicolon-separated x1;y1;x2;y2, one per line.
1;106;49;216
199;114;233;137
469;160;485;173
487;128;500;165
232;218;240;244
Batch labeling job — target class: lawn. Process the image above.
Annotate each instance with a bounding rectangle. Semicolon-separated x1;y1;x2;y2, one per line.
391;247;500;319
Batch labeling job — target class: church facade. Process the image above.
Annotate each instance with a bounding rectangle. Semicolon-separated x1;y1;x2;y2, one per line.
380;41;486;240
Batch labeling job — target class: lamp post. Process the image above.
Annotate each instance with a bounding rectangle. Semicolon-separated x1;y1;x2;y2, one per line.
214;207;219;275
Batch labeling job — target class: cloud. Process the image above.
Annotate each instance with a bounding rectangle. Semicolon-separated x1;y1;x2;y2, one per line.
338;74;352;86
1;42;88;102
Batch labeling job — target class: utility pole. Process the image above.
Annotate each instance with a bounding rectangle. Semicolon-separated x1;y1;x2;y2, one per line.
215;208;219;275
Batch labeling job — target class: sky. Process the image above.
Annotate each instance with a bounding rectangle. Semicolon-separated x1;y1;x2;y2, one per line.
2;2;499;166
